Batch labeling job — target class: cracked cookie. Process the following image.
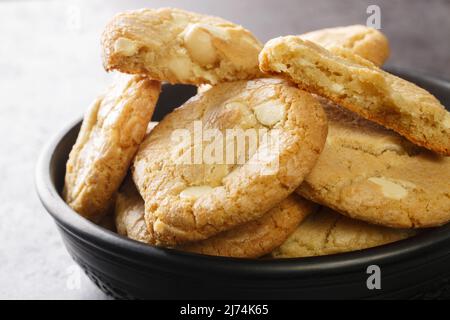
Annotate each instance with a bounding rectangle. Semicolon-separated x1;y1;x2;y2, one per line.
63;75;161;222
132;78;328;245
194;25;388;95
271;206;414;258
300;25;389;66
115;178;315;257
102;8;263;85
259;37;450;155
296;100;450;228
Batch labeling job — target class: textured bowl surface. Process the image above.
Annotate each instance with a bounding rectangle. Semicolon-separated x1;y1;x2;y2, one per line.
36;71;450;299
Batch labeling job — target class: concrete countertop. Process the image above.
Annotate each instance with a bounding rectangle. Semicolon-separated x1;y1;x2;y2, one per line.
0;0;448;299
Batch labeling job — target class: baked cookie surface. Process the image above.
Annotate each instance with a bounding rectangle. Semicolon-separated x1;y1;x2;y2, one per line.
102;8;262;85
115;176;153;243
300;25;389;66
296;100;450;228
259;37;450;155
181;195;315;258
132;78;328;245
271;206;414;258
63;75;161;222
115;179;315;258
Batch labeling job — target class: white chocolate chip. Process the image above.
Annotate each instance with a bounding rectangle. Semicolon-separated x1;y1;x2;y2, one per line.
183;24;218;66
224;101;257;128
368;177;409;200
180;185;213;199
254;100;286;126
168;56;191;80
331;83;344;93
374;138;405;155
114;37;139;56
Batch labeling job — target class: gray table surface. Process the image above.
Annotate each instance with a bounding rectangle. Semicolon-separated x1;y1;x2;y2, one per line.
0;0;449;299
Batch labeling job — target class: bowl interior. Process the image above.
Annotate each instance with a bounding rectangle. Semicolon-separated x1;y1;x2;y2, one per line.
37;68;450;276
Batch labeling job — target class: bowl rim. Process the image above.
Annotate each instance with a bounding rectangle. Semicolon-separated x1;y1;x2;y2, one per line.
35;67;450;278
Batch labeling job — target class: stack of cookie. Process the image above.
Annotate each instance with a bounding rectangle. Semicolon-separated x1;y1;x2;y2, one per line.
63;8;450;258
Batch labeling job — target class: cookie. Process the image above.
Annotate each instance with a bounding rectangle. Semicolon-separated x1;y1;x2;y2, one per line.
259;37;450;155
115;178;315;257
300;25;389;66
181;195;315;257
271;206;414;258
115;122;158;241
132;78;328;245
296;100;450;228
115;176;153;243
102;8;263;85
63;75;161;222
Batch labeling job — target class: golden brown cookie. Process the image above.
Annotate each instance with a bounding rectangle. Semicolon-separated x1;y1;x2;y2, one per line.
132;78;328;245
296;100;450;228
115;178;315;258
102;8;263;85
271;206;414;258
181;195;315;257
115;176;153;243
300;25;389;66
114;122;158;241
259;37;450;155
63;75;161;222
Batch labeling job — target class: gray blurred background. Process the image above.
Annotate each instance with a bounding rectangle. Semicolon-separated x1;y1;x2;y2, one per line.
0;0;449;299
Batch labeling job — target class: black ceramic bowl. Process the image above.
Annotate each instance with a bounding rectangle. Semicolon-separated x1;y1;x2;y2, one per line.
36;69;450;299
